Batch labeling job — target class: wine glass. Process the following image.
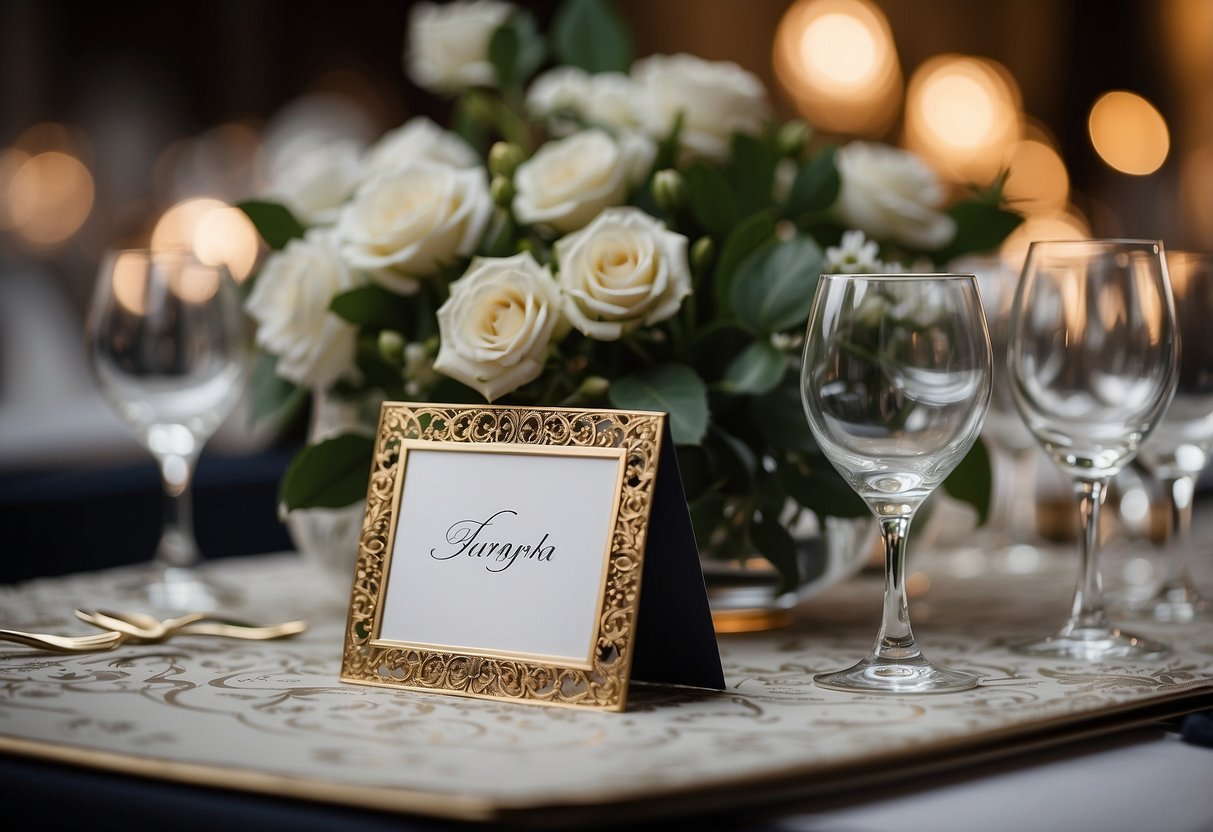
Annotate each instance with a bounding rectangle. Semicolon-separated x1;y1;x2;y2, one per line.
1008;240;1178;660
87;249;247;610
801;273;992;693
1133;251;1213;621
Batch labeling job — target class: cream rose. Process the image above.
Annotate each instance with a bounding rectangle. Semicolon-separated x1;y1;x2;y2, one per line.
362;116;479;181
267;137;363;226
245;230;365;388
406;0;514;93
554;207;690;341
834;141;957;251
632;53;770;162
513;129;654;233
434;252;563;401
526;67;639;135
337;161;492;294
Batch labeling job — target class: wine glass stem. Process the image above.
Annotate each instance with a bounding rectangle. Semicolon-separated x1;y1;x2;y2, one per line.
1069;478;1112;631
154;451;202;569
873;515;919;661
1161;474;1196;590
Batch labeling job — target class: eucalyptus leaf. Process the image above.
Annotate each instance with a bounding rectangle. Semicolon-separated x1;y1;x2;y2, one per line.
942;437;993;525
749;513;800;595
779;456;868;518
248;352;305;425
730;235;822;334
934;200;1023;262
330;286;411;329
784;147;840;218
608;364;709;445
279;434;375;510
685;162;740;234
719;340;786;395
714;211;776;309
729;133;777;216
237;200;305;250
551;0;633;73
489;11;547;88
751;379;818;454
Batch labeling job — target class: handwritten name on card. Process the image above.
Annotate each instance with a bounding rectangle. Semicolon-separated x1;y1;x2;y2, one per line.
431;510;557;573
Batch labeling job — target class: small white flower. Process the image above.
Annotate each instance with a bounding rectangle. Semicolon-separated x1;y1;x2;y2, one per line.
513;128;654;234
554;207;691;341
245;230;365;388
824;230;882;274
434;252;563;401
362;116;479;181
403;341;437;397
405;0;515;94
834;142;956;250
632;53;770;162
267;137;363;227
337;161;493;295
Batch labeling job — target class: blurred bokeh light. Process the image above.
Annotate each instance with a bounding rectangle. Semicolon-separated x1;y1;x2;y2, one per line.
6;150;95;247
773;0;902;136
1088;90;1170;175
151;198;260;282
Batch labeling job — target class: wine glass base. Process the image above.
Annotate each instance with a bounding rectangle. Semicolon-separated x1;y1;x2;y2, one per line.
814;655;979;694
122;567;237;612
1123;584;1210;623
1012;627;1169;661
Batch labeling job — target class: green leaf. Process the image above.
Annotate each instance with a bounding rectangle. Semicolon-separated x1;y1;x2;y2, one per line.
729;133;777;216
551;0;633;73
730;235;823;334
608;364;709;445
935;200;1023;261
684;162;739;235
279;434;375;511
714;211;777;309
719;340;786;395
942;437;993;525
749;513;800;595
651;112;684;172
779;456;868;518
784;147;840;218
248;352;306;424
751;378;818;454
489;11;547;88
330;286;411;329
237;200;305;250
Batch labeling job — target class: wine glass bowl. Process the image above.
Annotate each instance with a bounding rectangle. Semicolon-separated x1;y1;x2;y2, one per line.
87;249;247;609
1008;240;1178;659
1133;251;1213;621
802;274;992;693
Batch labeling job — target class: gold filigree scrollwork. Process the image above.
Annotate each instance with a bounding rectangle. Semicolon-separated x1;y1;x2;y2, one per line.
340;403;664;711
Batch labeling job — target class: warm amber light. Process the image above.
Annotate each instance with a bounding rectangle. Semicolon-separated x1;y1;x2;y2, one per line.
6;151;95;246
1088;91;1169;175
0;148;31;231
1180;145;1213;242
999;209;1091;270
774;0;902;136
174;261;222;304
1003;138;1069;214
112;251;150;316
152;197;260;281
905;55;1021;183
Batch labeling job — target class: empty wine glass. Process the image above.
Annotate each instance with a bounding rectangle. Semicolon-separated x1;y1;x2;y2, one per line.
1008;240;1178;660
801;274;992;693
87;249;247;610
1133;251;1213;622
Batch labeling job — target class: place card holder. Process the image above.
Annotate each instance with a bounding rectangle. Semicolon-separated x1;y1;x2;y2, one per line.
339;403;724;712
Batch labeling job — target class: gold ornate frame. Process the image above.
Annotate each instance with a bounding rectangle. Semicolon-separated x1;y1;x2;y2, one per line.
340;403;667;712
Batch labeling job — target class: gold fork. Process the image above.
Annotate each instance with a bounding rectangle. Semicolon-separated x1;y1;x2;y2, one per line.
75;610;307;643
0;628;123;653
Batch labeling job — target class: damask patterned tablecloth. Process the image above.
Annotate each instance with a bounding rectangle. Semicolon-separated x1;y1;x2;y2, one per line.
0;553;1210;825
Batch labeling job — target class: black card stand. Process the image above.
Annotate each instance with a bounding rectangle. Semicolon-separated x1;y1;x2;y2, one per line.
629;427;726;691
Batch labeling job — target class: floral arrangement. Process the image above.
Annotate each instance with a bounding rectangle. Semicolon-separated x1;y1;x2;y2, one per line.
240;0;1020;593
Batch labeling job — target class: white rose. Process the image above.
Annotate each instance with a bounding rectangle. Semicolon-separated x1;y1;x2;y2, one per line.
406;0;515;93
513;129;655;234
434;252;562;401
363;116;479;181
834;141;957;251
245;230;365;389
337;161;493;294
632;53;770;162
526;68;639;135
267;137;363;226
554;207;690;341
